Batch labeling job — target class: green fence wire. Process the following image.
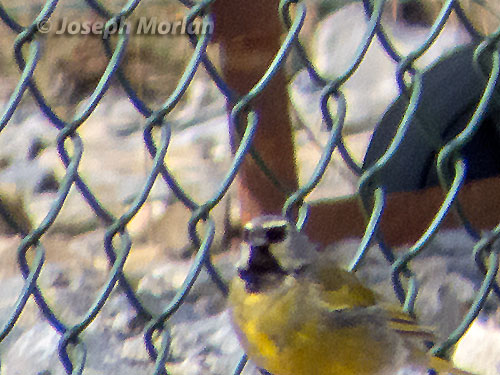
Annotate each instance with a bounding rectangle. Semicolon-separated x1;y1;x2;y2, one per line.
0;0;500;373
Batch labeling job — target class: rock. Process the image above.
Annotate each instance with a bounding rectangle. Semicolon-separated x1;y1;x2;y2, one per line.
0;184;32;235
290;2;472;135
38;263;70;289
0;160;58;197
0;110;58;165
106;96;143;137
168;311;244;375
120;335;151;364
0;275;25;314
3;322;61;375
27;137;47;160
295;129;372;199
453;317;500;375
34;171;60;194
28;190;99;236
126;113;234;257
169;74;227;131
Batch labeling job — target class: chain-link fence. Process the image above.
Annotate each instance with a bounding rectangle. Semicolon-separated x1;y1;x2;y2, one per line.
1;0;500;374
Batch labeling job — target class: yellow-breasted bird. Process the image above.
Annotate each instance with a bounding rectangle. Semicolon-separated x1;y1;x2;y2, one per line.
228;215;475;375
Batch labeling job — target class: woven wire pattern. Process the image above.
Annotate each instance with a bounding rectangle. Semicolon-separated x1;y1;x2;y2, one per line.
0;0;499;373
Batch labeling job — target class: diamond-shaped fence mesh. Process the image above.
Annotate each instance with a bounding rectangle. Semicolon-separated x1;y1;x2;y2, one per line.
0;0;500;374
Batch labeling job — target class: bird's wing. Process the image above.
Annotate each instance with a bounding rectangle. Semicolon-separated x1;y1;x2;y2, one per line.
309;262;378;310
382;303;436;340
311;262;435;337
309;264;476;375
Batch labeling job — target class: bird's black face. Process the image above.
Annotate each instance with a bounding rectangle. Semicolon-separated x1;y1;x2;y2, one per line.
238;217;289;293
238;244;287;293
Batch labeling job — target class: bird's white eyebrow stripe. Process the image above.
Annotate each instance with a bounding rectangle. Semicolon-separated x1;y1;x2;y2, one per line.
244;221;287;230
244;218;288;230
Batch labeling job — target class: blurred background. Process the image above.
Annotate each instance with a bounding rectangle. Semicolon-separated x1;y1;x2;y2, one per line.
0;1;500;374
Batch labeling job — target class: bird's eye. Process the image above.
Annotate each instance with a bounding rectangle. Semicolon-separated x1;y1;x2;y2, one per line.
242;227;251;243
265;225;287;243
